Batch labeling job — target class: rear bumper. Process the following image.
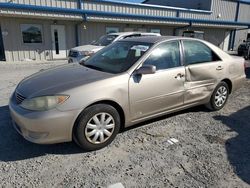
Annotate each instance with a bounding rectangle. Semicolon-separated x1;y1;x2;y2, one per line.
232;75;246;92
9;99;81;144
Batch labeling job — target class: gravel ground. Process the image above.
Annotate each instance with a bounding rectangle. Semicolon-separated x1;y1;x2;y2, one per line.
0;60;250;188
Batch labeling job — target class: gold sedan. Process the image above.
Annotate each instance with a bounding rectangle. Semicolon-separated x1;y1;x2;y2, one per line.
9;36;246;151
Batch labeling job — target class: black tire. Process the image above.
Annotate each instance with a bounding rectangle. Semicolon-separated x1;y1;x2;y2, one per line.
74;104;120;151
206;81;229;111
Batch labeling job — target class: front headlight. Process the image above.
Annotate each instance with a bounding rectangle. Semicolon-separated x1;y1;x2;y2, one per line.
20;95;69;111
79;51;95;56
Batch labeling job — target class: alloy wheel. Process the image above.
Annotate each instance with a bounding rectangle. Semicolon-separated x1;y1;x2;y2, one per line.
214;86;228;107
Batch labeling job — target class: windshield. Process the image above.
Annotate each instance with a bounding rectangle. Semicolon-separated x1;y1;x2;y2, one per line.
84;41;153;74
91;34;119;46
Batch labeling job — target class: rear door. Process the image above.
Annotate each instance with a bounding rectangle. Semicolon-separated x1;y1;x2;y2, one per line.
182;40;225;104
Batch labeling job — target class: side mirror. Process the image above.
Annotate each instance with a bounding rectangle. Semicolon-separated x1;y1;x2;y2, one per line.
243;40;246;42
136;65;156;75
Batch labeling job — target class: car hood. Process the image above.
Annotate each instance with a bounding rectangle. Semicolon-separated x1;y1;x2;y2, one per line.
16;63;114;98
71;45;104;52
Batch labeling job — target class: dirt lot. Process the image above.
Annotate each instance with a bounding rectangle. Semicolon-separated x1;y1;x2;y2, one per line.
0;61;250;188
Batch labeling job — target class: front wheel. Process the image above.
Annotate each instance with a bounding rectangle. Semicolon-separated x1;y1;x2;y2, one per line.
206;82;229;111
74;104;121;151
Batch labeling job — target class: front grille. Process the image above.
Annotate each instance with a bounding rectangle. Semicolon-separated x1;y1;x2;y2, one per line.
68;50;79;58
15;92;26;104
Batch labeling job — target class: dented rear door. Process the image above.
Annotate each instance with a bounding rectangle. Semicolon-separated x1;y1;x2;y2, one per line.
182;40;225;104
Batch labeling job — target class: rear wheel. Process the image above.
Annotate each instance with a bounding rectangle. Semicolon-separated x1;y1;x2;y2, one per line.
74;104;120;151
206;82;229;111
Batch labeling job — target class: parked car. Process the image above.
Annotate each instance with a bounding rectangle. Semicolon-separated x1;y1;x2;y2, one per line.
10;36;246;151
68;32;161;63
237;39;250;56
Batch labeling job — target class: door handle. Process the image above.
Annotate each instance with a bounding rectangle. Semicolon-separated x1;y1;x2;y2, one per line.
175;73;185;79
216;66;223;70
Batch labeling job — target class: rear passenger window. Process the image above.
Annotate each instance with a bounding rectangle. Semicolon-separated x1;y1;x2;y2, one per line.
183;40;221;65
144;41;181;71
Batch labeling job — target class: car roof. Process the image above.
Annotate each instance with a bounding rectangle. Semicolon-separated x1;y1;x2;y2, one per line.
107;32;160;37
120;36;206;44
120;36;179;44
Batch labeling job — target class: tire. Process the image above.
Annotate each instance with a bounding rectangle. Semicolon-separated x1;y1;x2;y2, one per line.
74;104;120;151
206;82;229;111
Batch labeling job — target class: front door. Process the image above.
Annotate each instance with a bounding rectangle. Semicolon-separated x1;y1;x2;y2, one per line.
0;25;6;61
51;25;66;59
182;40;224;104
129;41;185;120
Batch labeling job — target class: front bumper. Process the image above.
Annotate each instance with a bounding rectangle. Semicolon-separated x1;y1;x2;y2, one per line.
9;97;81;144
68;55;84;64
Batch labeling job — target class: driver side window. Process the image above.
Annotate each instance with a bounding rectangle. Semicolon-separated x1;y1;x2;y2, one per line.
144;41;181;71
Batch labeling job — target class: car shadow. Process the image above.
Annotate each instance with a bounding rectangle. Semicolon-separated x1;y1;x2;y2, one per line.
123;105;210;132
0;105;83;162
214;106;250;185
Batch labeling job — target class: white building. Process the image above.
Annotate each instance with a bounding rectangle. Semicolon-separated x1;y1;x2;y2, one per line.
0;0;249;62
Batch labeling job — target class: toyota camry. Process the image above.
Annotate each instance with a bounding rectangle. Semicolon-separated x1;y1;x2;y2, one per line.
9;36;246;151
